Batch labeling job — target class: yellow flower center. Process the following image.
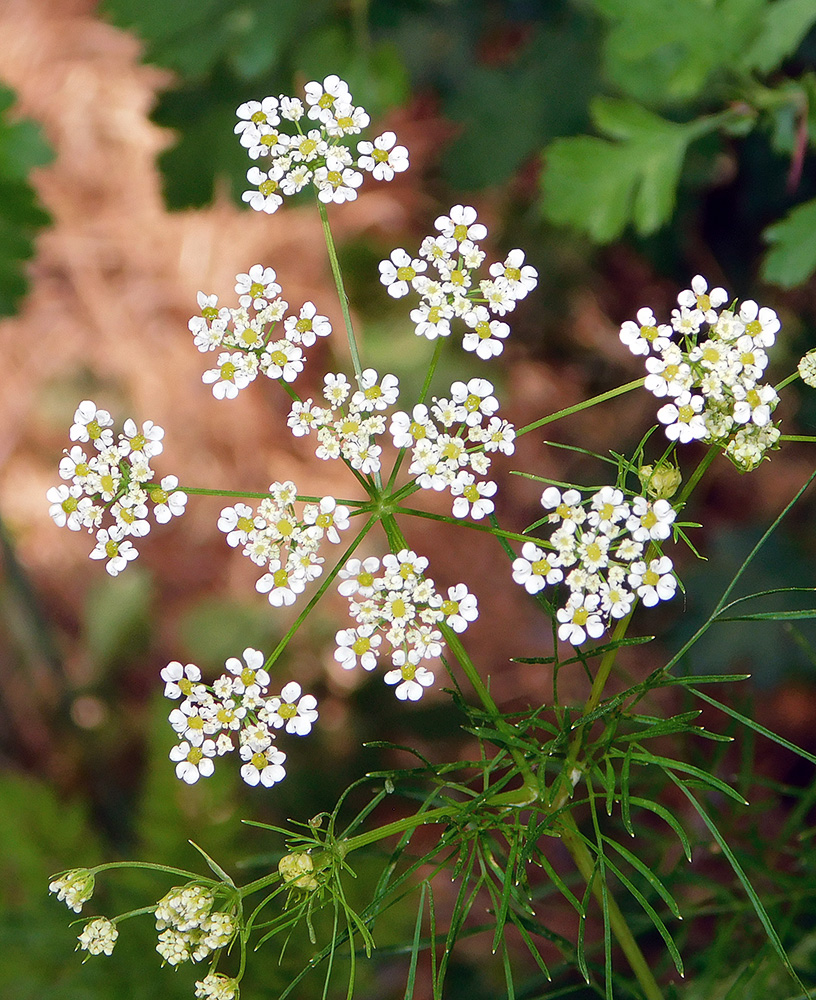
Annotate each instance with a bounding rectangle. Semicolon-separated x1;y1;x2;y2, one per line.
241;667;256;687
391;598;407;619
249;281;265;298
396;265;416;282
61;495;78;514
532;558;551;575
357;571;374;588
409;421;426;439
441;599;459;616
316;512;333;528
352;636;371;655
476;320;491;339
640;324;658;341
373;148;389;163
251;751;267;770
100;474;115;495
464;393;481;412
104;540;119;558
276;518;293;536
278;703;297;719
237;515;255;533
504;266;521;282
296;317;313;333
259;178;279;196
273;568;289;588
463;484;480;503
220;361;236;380
300;138;317;156
188;747;204;765
87;420;102;440
151;488;169;505
327;170;342;187
453;223;468;241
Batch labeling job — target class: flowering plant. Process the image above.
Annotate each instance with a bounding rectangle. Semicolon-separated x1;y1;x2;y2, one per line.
46;74;816;1000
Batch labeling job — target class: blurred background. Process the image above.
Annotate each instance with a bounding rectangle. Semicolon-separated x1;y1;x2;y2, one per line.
4;0;816;996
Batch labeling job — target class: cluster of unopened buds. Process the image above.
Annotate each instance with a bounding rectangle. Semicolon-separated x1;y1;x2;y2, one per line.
335;549;478;701
513;486;678;645
46;400;187;574
162;649;318;787
620;275;781;472
236;74;408;211
48;870;240;997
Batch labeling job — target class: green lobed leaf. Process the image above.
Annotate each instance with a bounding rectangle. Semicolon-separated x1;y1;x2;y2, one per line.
762;197;816;287
592;0;767;102
542;98;716;243
0;84;53;316
742;0;816;74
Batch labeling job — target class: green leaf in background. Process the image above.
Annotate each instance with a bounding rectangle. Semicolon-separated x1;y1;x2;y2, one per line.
592;0;766;103
542;98;715;242
743;0;816;75
762;196;816;287
0;84;52;317
440;16;600;189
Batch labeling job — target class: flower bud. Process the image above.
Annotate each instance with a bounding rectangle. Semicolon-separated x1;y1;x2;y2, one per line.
638;463;681;500
798;350;816;387
49;868;95;912
77;916;118;957
278;851;319;891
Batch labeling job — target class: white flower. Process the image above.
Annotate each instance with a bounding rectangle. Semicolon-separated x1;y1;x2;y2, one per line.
235;96;280;135
47;484;86;530
225;647;270;698
235;264;281;309
169;740;216;784
410;299;453;340
337;557;381;598
264;681;318;735
677;274;728;322
619;307;666;357
260;339;304;383
628;556;677;607
488;248;538;300
78;916;118;957
284;301;331;347
731;382;778;427
70;400;114;446
161;661;202;700
626;497;675;542
384;650;435;701
119;418;164;459
323;372;351;407
587;486;629;534
434;205;487;244
320;99;370;136
239;743;286;786
256;562;306;606
556;593;605;646
390;404;437;449
798;350;816;387
657;391;707;443
242;164;285;213
218;503;259;547
149;475;187;523
202;351;257;398
436;584;478;633
462;305;509;359
335;625;382;670
357;131;409;180
303;495;349;543
450;377;499;425
304;74;351;119
352;369;400;411
314;155;363;203
378;248;427;298
450;472;497;520
512;542;563;594
89;527;139;576
738;300;780;347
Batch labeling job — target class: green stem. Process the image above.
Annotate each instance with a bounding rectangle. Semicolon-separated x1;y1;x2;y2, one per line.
263;514;378;673
557;815;665;1000
516;378;645;438
318;198;363;387
393;505;537;545
675;445;718;507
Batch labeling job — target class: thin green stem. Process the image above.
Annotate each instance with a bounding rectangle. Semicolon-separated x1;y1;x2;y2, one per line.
393;505;537;546
386;337;446;490
318;198;363;386
557;815;665;1000
516;378;645;438
263;514;378;673
674;445;718;507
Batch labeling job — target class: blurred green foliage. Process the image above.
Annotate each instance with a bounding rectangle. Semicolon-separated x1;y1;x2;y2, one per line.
0;84;52;316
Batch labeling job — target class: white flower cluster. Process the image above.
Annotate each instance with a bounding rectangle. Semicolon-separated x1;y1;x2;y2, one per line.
47;401;186;575
236;75;408;212
190;265;331;399
396;377;516;520
335;549;478;701
512;486;678;646
154;885;236;966
163;648;318;787
218;481;351;607
77;916;118;957
49;868;95;912
620;275;782;472
798;349;816;387
380;204;538;359
195;973;240;1000
288;368;398;476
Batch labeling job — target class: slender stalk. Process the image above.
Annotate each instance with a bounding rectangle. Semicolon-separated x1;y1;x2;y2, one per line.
557;815;664;1000
318;198;363;386
263;514;377;672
